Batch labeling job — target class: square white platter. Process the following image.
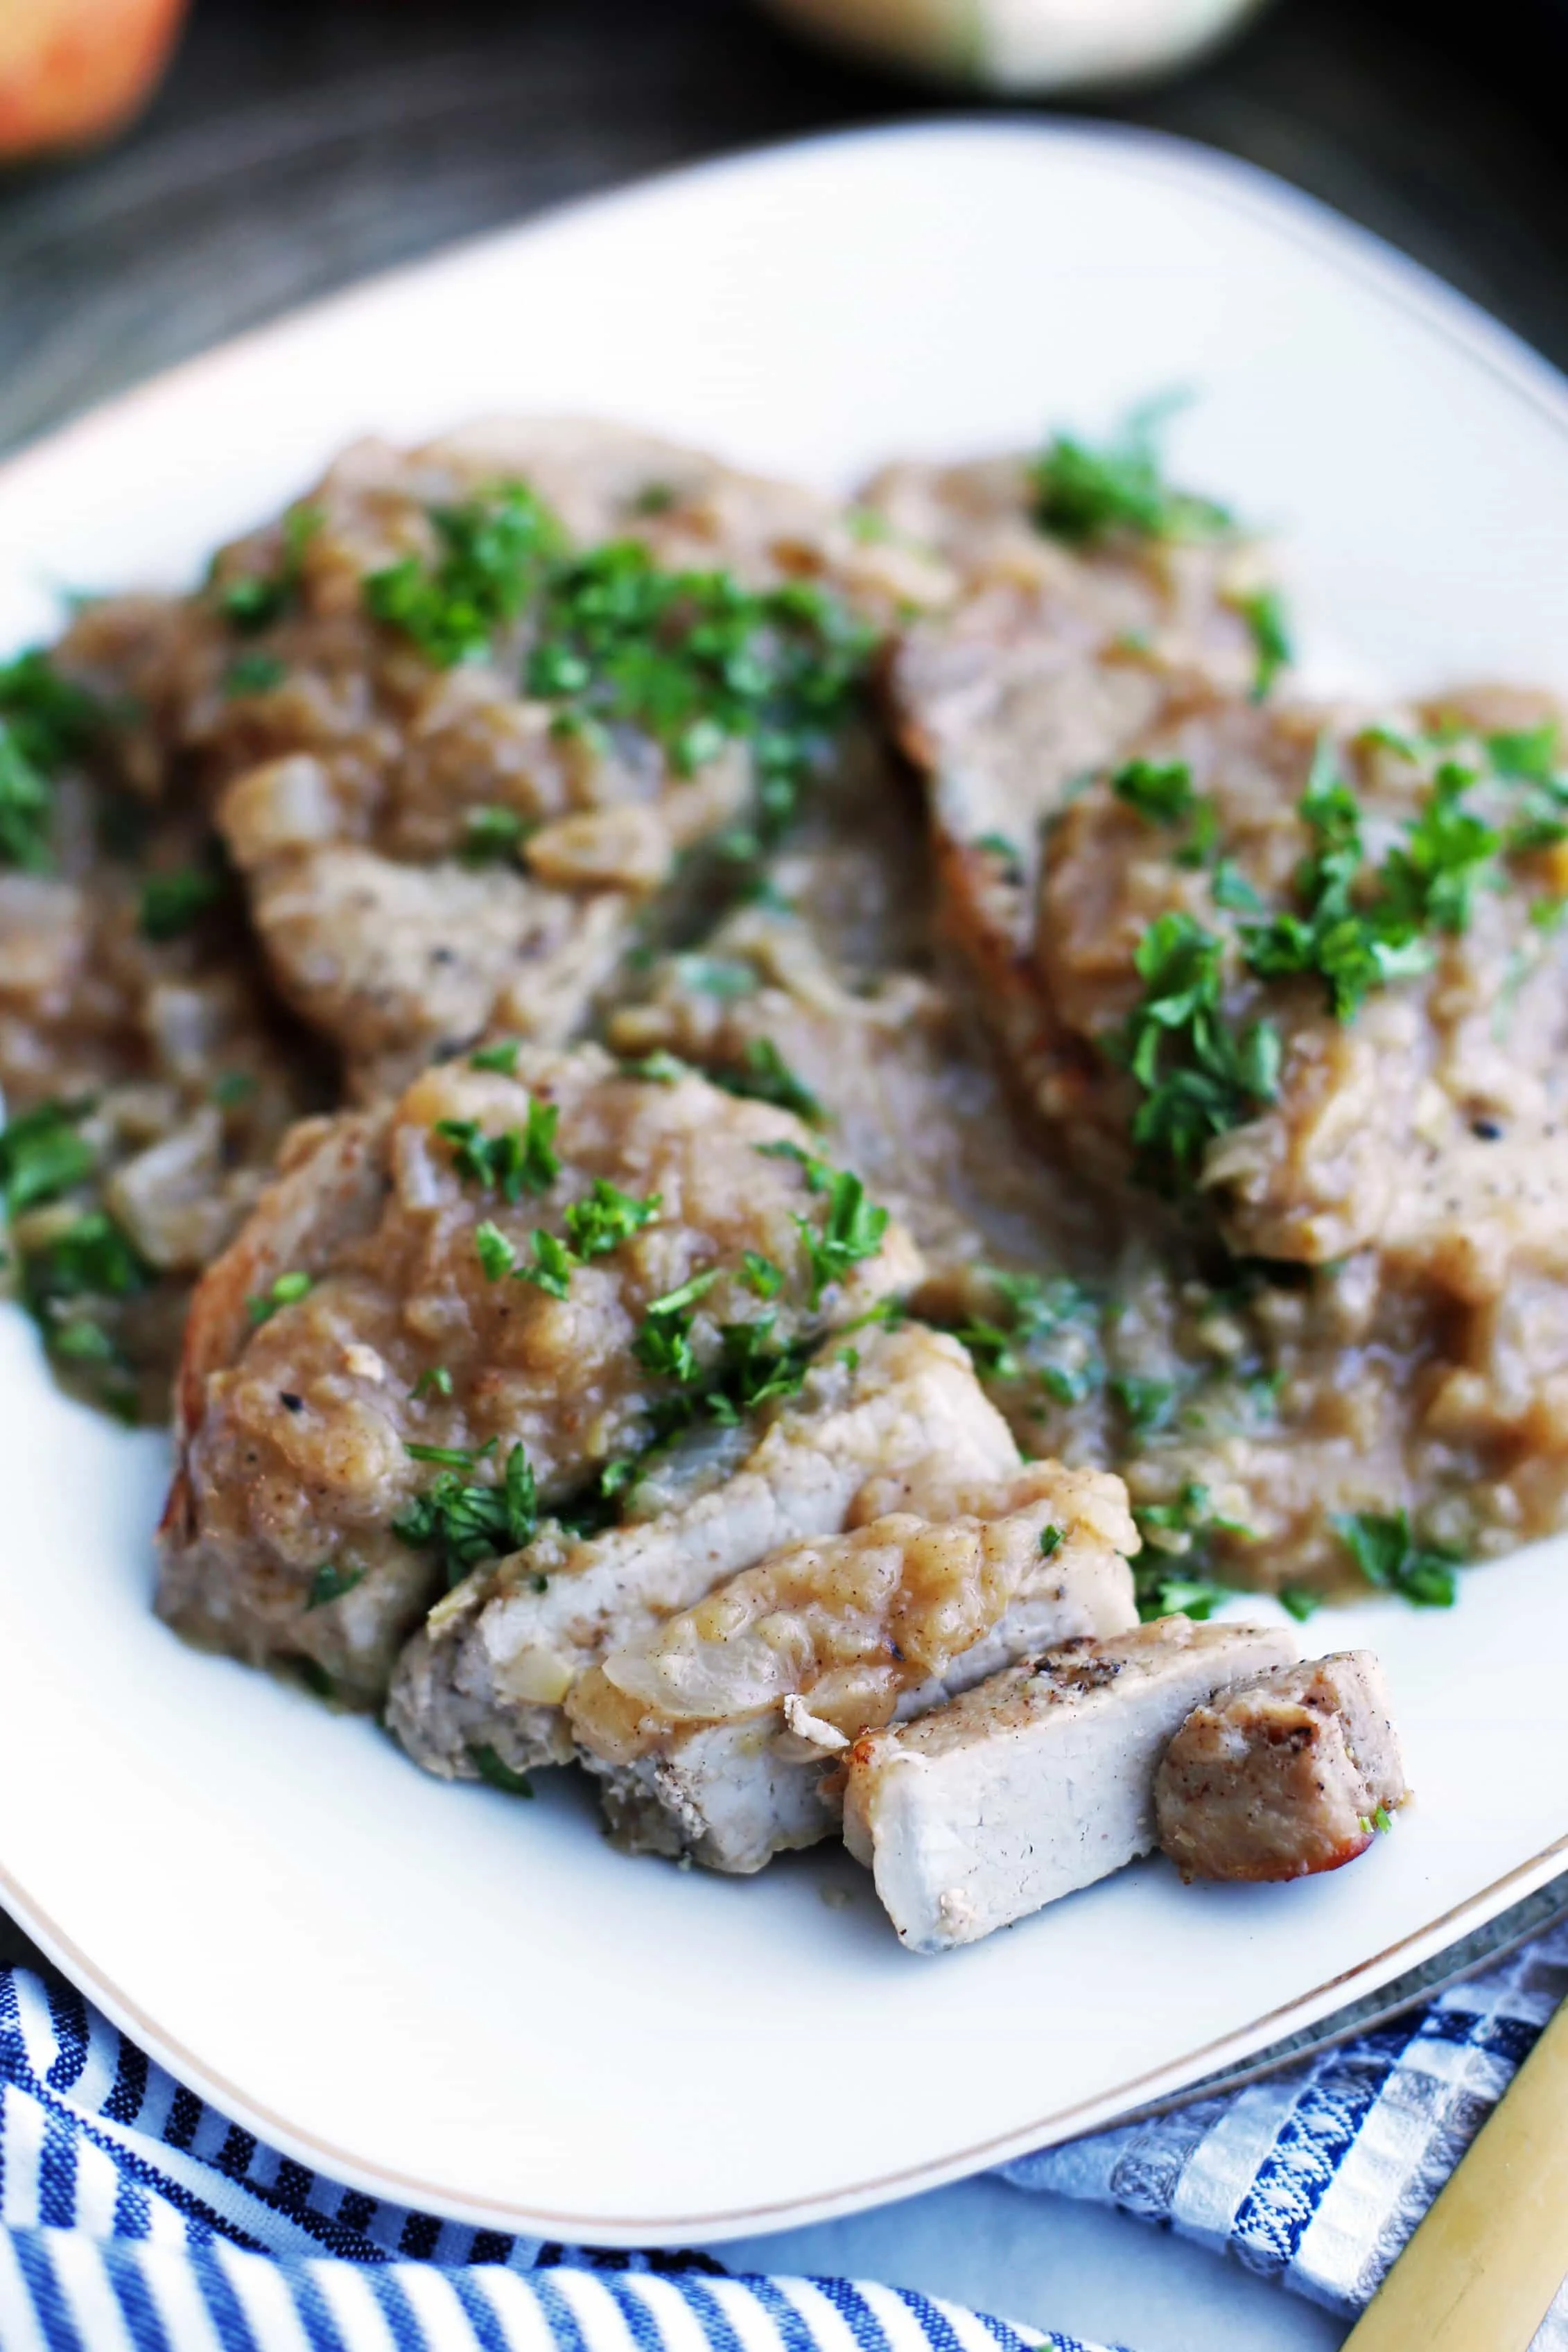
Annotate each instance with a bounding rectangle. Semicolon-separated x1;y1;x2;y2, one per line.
1;118;1567;2245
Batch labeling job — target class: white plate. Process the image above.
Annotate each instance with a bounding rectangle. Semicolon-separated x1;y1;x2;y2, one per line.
3;119;1568;2248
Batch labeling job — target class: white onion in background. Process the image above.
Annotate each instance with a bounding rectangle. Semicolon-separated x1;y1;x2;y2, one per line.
760;0;1269;92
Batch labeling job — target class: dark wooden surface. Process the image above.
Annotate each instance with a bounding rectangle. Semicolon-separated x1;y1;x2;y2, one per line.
3;0;1568;456
3;0;1567;1987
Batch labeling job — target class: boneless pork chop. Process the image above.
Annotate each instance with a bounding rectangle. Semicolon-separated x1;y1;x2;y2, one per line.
387;1321;1018;1790
844;1616;1299;1952
1156;1650;1406;1882
573;1455;1140;1873
64;419;947;1098
158;1043;920;1705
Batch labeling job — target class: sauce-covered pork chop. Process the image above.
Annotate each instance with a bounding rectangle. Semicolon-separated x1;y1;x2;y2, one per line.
158;1043;920;1706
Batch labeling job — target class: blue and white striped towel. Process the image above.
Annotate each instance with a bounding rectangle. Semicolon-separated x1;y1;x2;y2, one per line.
3;1924;1567;2352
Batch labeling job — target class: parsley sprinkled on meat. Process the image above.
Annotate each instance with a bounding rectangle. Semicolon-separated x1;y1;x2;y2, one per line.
1031;400;1233;548
393;1441;539;1588
1115;912;1281;1192
1334;1509;1459;1607
363;483;564;665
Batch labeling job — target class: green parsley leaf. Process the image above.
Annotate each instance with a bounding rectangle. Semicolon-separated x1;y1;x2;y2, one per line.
0;1099;95;1217
1334;1509;1458;1607
24;1210;148;1310
795;1169;889;1307
473;1221;517;1280
1279;1585;1321;1622
1112;1374;1178;1436
713;1036;823;1124
1112;758;1194;825
246;1269;312;1325
563;1179;661;1261
306;1559;365;1610
621;1049;690;1083
741;1249;784;1298
363;483;564;666
224;652;286;697
1233;586;1292;700
673;955;758;1000
1115;912;1279;1191
461;805;528;862
519;1230;574;1298
210;1070;258;1108
392;1440;537;1586
0;651;101;872
139;866;224;941
1031;397;1232;548
410;1366;454;1400
469;1743;535;1797
436;1101;559;1200
217;502;323;632
1039;1524;1064;1558
633;1268;722;1384
469;1040;520;1074
973;830;1025;880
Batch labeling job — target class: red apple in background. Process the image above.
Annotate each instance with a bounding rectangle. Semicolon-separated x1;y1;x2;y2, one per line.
0;0;189;160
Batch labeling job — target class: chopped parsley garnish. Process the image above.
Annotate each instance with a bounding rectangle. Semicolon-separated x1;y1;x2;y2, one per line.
1334;1509;1459;1608
0;649;102;871
621;1049;688;1083
218;503;323;632
410;1366;453;1400
1031;399;1232;548
633;1268;722;1384
941;1269;1103;1406
211;1070;258;1108
139;865;224;941
519;1229;574;1298
1112;758;1194;825
713;1037;823;1124
224;652;286;697
306;1560;365;1611
1111;1374;1178;1436
1279;1586;1320;1622
524;543;873;840
974;831;1025;880
1039;1524;1064;1558
1233;587;1292;700
1237;745;1495;1021
0;1099;94;1216
469;1039;521;1074
363;482;564;666
672;955;759;1000
461;805;529;862
795;1169;889;1307
246;1269;312;1325
22;1214;150;1348
562;1180;661;1262
1115;911;1280;1191
741;1250;784;1298
469;1743;535;1797
1132;1481;1251;1621
473;1221;516;1280
392;1440;538;1586
435;1100;559;1199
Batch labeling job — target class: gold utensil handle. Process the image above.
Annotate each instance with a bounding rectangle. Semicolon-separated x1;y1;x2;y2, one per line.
1343;1994;1568;2351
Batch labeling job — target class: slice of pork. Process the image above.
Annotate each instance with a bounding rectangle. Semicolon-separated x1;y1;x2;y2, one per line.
575;1459;1140;1874
386;1321;1018;1779
844;1616;1298;1953
1156;1650;1406;1883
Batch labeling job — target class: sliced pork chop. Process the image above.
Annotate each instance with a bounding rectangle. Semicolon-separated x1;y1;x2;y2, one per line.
574;1458;1139;1874
64;419;948;1097
158;1044;919;1707
1156;1650;1406;1882
386;1321;1016;1783
844;1616;1298;1952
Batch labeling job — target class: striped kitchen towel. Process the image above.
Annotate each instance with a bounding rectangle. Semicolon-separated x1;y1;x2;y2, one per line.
0;1965;1115;2352
1004;1913;1568;2344
3;1928;1567;2352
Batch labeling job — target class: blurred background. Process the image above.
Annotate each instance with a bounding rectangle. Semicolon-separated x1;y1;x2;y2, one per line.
1;0;1567;456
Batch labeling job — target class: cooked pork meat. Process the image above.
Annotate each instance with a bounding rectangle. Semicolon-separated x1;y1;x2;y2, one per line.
386;1321;1016;1783
575;1457;1140;1873
158;1044;919;1705
0;659;329;1418
1156;1650;1406;1882
843;1616;1298;1951
64;420;946;1097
